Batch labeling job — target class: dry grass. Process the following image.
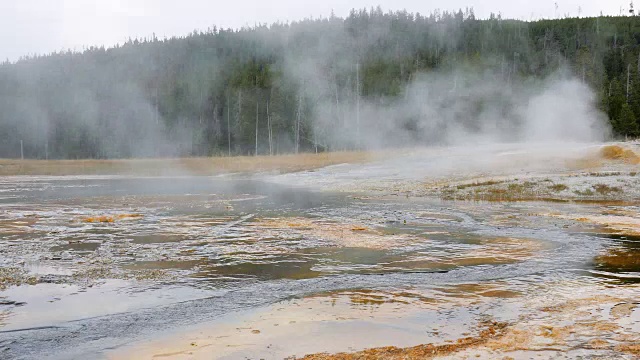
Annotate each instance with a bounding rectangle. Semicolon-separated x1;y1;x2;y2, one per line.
593;184;623;195
455;180;505;190
0;151;377;176
548;184;569;192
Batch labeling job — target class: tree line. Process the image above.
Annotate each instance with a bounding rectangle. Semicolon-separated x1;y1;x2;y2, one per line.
0;8;639;159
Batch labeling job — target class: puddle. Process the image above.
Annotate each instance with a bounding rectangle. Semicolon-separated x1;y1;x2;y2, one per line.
108;285;519;360
0;280;211;332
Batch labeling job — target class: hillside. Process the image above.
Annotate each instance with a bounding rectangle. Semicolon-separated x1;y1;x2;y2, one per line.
1;9;639;159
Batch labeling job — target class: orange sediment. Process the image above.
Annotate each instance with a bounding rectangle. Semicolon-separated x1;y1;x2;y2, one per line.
82;214;143;223
600;145;640;165
301;321;508;360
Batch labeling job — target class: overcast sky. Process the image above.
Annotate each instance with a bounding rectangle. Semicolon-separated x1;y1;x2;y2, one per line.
0;0;628;61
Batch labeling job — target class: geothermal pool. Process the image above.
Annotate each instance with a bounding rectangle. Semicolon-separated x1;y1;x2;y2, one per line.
1;147;639;359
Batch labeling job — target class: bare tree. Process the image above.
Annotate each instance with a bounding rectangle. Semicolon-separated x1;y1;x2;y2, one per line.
255;102;259;156
266;100;273;155
295;93;303;154
627;64;632;101
355;62;361;149
227;92;231;156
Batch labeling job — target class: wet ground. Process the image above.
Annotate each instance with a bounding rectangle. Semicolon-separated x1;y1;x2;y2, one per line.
1;143;639;359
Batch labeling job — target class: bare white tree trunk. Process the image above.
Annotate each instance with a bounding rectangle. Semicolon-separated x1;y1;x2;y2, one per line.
227;93;231;156
235;90;242;155
155;87;159;125
356;62;361;149
295;93;303;154
627;64;632;101
199;88;204;124
255;102;259;156
267;101;273;156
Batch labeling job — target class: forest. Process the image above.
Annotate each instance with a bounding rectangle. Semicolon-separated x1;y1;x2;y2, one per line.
0;8;639;159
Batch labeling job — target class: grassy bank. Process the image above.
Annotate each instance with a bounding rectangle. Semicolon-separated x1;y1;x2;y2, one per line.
0;151;375;176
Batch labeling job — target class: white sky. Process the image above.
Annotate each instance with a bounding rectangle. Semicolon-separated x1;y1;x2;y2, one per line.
0;0;628;61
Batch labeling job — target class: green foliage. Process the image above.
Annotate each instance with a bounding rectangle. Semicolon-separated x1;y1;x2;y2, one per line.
619;103;639;136
1;10;640;158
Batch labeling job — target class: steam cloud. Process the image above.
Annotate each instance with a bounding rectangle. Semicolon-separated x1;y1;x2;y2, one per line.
0;13;612;160
305;69;610;151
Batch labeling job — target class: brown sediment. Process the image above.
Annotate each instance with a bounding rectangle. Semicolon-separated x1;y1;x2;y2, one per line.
301;321;509;360
566;156;603;170
0;267;37;290
312;284;522;309
542;213;640;236
610;303;637;319
600;145;640;165
537;325;572;345
72;265;171;283
477;290;521;298
252;217;416;250
82;214;143;223
540;295;624;314
458;237;547;264
595;249;640;272
111;282;640;359
0;310;8;327
483;289;640;355
617;343;640;356
578;321;621;332
484;328;532;352
302;283;523;315
430;283;521;299
310;289;434;307
586;339;611;350
428;145;640;203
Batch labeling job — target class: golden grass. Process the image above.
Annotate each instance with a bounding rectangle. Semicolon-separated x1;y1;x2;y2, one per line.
0;151;377;176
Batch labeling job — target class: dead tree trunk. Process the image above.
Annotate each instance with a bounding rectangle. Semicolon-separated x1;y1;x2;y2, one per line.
267;101;273;156
255;102;259;156
295;93;303;154
627;64;632;101
227;93;231;156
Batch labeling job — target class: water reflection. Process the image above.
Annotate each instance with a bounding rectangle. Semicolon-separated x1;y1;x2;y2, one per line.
593;234;640;283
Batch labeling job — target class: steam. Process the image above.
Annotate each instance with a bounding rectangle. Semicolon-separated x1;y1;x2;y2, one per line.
0;11;612;160
301;68;610;151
